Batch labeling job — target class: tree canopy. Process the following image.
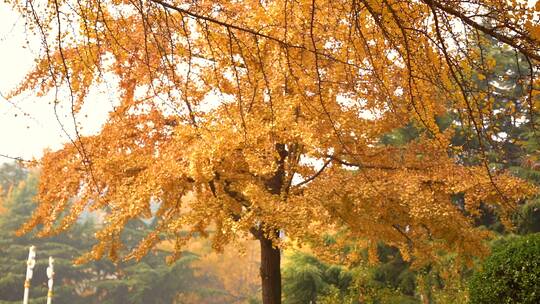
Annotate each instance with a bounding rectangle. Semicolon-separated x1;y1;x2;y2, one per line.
5;0;540;302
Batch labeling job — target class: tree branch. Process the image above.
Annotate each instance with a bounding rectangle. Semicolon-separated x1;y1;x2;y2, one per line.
292;158;331;188
423;0;540;62
148;0;364;69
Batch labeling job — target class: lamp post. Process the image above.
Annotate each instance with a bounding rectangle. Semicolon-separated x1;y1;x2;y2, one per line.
23;246;36;304
46;256;54;304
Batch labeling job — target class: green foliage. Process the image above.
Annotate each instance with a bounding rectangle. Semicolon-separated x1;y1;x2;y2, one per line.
380;123;420;146
419;253;472;304
369;245;416;296
0;171;96;303
515;200;540;234
93;254;198;304
0;163;230;304
283;243;420;304
0;162;27;196
468;233;540;304
283;252;353;304
510;116;540;235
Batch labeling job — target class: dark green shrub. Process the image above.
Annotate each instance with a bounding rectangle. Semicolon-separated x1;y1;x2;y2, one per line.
469;233;540;304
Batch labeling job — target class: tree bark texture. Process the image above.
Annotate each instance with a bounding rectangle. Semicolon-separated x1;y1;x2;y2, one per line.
260;234;281;304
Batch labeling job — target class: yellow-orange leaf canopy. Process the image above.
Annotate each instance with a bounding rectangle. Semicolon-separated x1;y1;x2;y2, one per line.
9;0;539;268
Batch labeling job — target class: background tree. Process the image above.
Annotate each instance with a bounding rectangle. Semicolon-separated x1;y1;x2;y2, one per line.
468;233;540;304
0;163;240;303
89;219;205;304
0;168;98;303
512;115;540;234
0;162;27;195
190;240;261;303
283;244;417;304
6;0;540;303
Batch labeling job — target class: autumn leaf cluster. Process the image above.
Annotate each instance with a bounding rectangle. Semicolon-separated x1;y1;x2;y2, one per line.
8;0;540;264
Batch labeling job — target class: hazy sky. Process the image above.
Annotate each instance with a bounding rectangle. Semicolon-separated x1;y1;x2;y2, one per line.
0;3;112;164
0;3;69;163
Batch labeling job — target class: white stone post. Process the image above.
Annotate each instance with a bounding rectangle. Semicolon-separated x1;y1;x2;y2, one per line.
46;256;54;304
23;246;36;304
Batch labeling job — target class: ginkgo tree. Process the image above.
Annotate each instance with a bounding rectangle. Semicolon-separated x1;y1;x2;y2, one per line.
6;0;540;302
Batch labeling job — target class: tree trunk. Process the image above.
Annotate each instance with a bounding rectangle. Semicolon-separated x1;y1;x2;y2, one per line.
260;234;281;304
259;143;286;304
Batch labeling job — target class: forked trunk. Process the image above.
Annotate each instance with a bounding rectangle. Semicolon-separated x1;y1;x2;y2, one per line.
260;234;281;304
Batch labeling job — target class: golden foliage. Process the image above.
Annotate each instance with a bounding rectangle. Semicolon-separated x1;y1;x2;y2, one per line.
193;239;260;303
160;237;260;303
8;0;539;264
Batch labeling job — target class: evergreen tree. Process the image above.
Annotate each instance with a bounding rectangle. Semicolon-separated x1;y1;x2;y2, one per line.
0;163;219;303
510;116;540;234
282;243;418;304
91;220;202;304
0;171;97;303
0;162;27;196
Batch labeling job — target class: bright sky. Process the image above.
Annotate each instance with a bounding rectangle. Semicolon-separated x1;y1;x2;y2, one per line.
0;3;45;163
0;3;113;164
0;2;70;163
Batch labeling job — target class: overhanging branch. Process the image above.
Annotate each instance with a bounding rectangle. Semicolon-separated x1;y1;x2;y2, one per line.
147;0;364;69
424;0;540;62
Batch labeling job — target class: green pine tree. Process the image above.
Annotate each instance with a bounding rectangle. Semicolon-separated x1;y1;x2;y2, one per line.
0;168;98;304
0;163;218;304
91;219;202;304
